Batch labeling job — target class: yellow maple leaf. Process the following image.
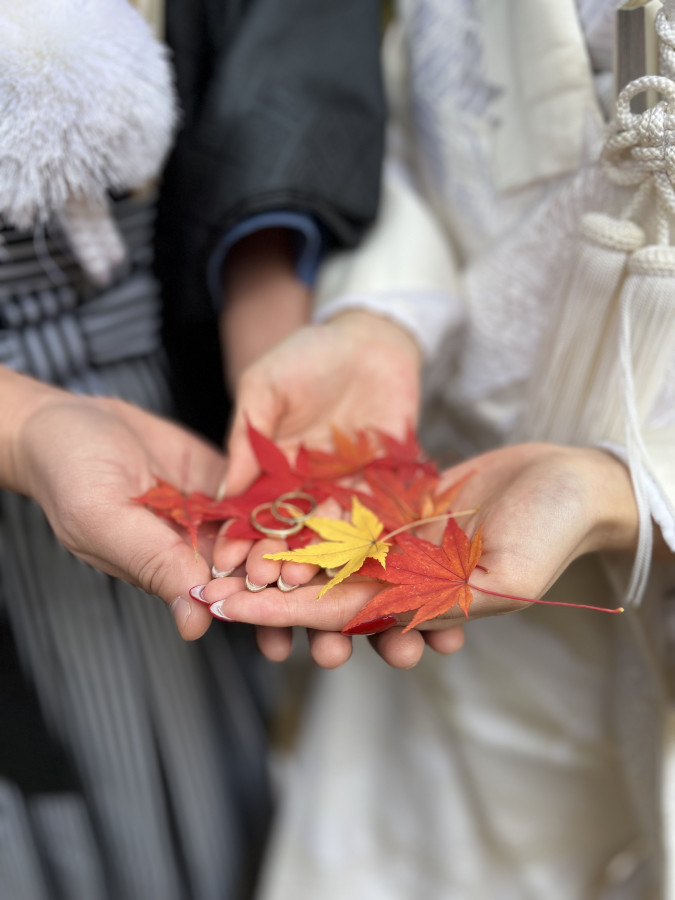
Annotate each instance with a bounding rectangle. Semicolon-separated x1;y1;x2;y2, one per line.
264;496;390;598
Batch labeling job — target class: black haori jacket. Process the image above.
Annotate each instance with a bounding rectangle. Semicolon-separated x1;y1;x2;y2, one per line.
154;0;385;438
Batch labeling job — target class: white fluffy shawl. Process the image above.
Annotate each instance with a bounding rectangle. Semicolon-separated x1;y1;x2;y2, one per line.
0;0;177;282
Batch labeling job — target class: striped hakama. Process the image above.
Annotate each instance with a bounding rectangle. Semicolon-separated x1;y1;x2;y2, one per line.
0;197;273;900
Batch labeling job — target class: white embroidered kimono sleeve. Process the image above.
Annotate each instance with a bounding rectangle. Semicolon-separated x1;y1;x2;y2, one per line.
312;20;463;360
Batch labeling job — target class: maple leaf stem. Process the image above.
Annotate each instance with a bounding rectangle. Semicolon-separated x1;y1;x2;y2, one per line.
383;509;478;542
468;584;624;615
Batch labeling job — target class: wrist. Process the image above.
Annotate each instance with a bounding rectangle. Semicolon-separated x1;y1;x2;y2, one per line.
222;228;298;299
327;309;423;367
576;447;639;555
219;233;312;387
0;368;64;496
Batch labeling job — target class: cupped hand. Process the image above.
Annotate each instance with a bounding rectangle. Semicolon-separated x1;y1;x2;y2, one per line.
224;310;422;494
10;386;228;640
411;442;638;625
214;309;422;660
197;442;638;667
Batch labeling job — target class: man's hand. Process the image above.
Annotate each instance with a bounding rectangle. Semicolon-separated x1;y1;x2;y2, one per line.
225;310;422;494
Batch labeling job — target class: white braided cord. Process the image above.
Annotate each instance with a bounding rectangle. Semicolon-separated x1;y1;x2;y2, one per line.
598;3;675;606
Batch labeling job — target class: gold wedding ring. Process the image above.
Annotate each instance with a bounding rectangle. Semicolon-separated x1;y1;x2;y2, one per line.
250;491;318;539
250;501;304;539
272;491;317;524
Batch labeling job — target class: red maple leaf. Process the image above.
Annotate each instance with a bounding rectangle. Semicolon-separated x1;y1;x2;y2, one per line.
132;478;226;554
344;519;482;632
220;424;332;526
245;419;295;478
359;468;472;532
295;425;377;480
216;471;304;519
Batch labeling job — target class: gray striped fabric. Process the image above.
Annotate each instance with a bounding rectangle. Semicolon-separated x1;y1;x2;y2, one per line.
0;198;273;900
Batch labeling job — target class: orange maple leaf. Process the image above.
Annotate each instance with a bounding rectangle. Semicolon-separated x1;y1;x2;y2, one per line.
360;469;473;532
295;426;377;480
132;478;225;555
346;519;482;632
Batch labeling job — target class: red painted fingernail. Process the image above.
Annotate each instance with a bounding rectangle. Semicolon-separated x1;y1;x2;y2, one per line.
189;585;209;604
209;602;235;622
342;615;398;636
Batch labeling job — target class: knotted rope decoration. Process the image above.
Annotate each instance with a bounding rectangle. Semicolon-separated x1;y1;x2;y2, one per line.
517;3;675;609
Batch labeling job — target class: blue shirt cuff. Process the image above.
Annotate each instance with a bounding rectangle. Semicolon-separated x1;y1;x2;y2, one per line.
207;211;326;310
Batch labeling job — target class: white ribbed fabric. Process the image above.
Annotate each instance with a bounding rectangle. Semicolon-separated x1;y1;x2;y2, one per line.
270;4;675;900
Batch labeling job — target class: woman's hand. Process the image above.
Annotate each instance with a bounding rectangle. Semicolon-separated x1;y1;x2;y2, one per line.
197;442;639;667
3;369;227;640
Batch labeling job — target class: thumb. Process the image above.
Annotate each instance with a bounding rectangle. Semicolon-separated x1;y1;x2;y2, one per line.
224;385;282;495
143;538;215;640
224;411;260;496
68;508;216;640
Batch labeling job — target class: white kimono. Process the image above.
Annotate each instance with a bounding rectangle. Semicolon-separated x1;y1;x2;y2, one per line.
261;2;675;898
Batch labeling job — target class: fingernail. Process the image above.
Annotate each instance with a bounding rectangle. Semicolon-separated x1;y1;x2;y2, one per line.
210;602;235;622
189;585;208;604
171;595;193;628
245;574;267;593
211;565;234;579
277;574;298;592
342;615;398;636
215;471;228;502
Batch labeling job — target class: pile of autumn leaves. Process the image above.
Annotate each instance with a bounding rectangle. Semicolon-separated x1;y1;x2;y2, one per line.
135;423;486;633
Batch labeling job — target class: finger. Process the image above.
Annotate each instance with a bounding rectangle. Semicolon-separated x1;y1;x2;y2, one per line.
203;578;382;631
368;626;426;669
307;629;353;669
225;386;280;495
212;526;253;576
256;626;294;662
245;537;287;590
278;559;320;592
224;413;262;495
422;625;466;655
77;508;215;641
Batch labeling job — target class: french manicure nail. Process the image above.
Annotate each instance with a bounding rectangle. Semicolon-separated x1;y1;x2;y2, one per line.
211;565;234;578
215;473;228;502
277;574;298;592
189;585;209;604
210;602;235;622
342;615;398;636
245;574;267;593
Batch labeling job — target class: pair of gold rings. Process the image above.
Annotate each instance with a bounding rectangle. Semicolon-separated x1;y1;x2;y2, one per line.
250;491;317;539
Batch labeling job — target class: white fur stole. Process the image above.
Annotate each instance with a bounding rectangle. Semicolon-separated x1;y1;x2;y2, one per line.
0;0;177;283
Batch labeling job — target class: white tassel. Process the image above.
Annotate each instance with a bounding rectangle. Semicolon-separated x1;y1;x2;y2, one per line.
619;246;675;606
515;213;644;443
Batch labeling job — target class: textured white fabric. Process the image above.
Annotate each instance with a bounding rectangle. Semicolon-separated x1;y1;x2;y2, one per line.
603;442;675;551
277;2;675;899
314;159;462;356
